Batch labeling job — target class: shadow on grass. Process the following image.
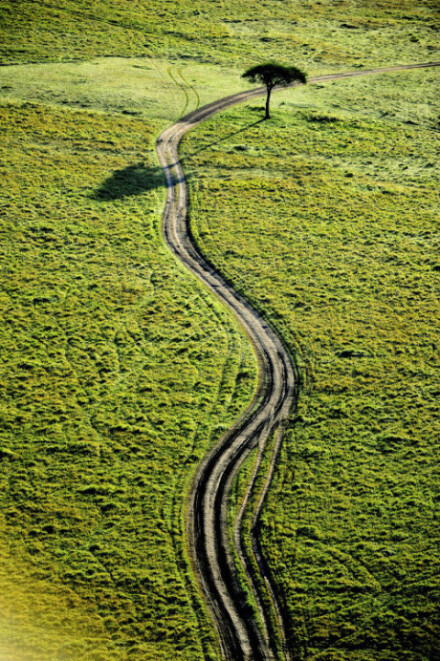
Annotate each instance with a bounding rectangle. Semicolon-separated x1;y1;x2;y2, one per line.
183;118;265;160
93;162;164;200
95;119;264;200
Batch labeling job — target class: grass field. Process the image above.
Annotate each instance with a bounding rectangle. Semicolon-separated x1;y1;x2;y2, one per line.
1;0;439;659
0;0;438;71
0;102;258;659
182;69;440;660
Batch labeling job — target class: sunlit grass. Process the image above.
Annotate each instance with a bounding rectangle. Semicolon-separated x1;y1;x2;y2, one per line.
0;102;257;660
0;57;247;126
182;69;440;660
0;0;438;70
1;0;439;658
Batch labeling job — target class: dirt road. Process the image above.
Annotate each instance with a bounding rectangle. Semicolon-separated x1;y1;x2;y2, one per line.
155;61;440;661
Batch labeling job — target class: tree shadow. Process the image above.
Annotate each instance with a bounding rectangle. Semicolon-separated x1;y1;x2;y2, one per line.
94;119;264;200
93;162;165;201
181;117;265;161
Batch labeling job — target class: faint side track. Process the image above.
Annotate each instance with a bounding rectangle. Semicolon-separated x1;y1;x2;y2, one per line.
155;62;440;661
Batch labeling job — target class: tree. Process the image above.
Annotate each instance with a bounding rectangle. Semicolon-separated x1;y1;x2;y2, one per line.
242;63;307;120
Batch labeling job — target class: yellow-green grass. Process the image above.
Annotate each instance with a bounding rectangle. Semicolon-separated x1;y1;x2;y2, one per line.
0;57;247;127
0;102;258;659
1;0;439;658
227;430;287;658
1;0;439;72
182;68;440;660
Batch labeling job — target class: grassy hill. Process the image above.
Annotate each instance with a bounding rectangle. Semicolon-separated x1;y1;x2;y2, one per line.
0;1;439;659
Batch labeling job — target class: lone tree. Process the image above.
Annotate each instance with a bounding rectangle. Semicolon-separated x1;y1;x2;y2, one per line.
242;63;307;120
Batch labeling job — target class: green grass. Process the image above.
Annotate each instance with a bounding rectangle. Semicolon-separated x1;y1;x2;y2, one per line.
0;102;257;659
1;0;439;659
1;0;439;71
0;57;248;127
228;429;287;658
181;68;440;660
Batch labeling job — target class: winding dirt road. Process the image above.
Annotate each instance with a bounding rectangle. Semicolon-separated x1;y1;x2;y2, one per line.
155;61;440;661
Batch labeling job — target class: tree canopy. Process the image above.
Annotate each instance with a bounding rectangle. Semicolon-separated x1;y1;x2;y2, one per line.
242;63;307;119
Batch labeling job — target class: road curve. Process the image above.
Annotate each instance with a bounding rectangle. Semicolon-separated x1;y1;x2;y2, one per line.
155;62;440;661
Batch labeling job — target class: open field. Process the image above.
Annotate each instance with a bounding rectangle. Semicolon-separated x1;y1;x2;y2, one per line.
0;0;439;71
182;68;440;660
1;0;439;659
0;57;247;126
0;102;257;659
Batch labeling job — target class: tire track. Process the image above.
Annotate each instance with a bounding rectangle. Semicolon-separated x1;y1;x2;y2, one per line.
167;66;191;117
156;61;440;661
178;67;201;112
167;66;201;117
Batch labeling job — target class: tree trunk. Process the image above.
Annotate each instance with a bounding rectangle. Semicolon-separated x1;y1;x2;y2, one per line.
265;86;272;120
